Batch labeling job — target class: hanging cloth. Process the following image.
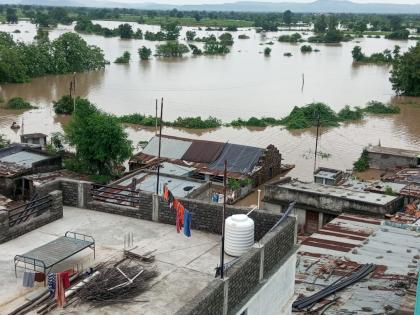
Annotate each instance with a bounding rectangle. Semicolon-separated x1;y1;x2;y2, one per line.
22;271;35;288
61;271;70;289
184;209;192;237
55;273;66;307
47;273;56;295
34;272;45;283
168;191;174;209
163;185;169;201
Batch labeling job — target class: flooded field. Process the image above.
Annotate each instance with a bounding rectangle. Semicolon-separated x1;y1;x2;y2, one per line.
0;21;419;181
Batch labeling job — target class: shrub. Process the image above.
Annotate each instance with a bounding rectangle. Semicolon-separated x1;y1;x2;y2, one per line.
53;95;74;114
280;102;340;129
284;52;292;57
337;105;363;121
238;34;250;39
6;97;36;109
363;101;400;114
170;116;222;129
114;51;130;64
353;149;370;172
278;33;302;42
155;41;189;57
300;45;312;53
118;113;158;126
264;47;271;56
138;46;152;60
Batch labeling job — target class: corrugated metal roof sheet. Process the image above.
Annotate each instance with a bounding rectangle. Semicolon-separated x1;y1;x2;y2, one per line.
209;143;263;174
181;141;225;163
0;151;50;167
141;136;192;160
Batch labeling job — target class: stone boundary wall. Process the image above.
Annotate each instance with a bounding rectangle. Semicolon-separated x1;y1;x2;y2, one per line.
0;190;63;244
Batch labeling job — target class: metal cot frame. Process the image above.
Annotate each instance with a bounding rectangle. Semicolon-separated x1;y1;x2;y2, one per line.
14;231;95;285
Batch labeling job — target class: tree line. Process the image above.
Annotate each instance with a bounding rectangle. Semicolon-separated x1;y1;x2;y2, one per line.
0;31;107;84
1;4;419;33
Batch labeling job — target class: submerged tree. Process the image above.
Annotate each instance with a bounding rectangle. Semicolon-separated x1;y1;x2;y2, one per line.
64;100;133;176
390;43;420;96
138;46;152;60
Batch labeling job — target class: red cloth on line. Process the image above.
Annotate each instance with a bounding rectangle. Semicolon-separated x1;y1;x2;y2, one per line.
34;272;45;282
61;271;70;289
54;273;66;308
163;185;169;201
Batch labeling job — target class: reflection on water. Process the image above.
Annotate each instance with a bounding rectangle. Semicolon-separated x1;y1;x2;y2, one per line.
0;21;419;182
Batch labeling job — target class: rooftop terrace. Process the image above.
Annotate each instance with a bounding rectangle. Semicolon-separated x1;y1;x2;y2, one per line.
0;207;232;315
279;180;398;206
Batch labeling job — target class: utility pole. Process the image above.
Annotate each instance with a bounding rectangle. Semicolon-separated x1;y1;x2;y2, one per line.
155;99;158;136
220;160;227;279
155;98;163;195
314;112;320;173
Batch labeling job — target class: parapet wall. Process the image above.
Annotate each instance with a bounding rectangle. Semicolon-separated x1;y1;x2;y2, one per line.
0;190;63;244
175;216;297;315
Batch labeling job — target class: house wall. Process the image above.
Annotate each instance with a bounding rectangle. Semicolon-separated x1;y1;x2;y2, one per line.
175;217;297;315
252;145;283;187
368;152;418;170
264;184;402;218
235;253;296;315
0;190;63;244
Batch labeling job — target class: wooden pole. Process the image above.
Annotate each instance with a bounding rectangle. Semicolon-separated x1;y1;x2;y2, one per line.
220;160;227;279
73;72;76;113
155;98;163;195
155;99;158;136
314;112;320;173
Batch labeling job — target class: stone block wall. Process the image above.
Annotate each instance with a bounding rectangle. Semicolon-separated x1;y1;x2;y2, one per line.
176;279;225;315
227;248;261;313
0;190;63;244
176;216;297;315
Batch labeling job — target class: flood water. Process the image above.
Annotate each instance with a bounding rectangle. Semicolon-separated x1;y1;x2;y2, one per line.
0;20;419;182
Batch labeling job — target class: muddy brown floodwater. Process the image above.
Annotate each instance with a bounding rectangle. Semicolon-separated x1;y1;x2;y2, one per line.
0;21;419;184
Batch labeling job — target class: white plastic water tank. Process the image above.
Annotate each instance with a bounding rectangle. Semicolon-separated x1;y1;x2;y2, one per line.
224;214;254;257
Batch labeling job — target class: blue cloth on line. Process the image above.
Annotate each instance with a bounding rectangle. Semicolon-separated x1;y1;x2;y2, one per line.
184;209;191;237
47;273;56;295
23;271;35;288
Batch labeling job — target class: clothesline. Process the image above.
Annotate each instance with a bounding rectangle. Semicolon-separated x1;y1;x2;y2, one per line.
163;185;192;237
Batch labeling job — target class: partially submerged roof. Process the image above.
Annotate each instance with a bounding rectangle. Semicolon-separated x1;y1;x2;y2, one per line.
366;145;420;158
295;214;419;314
181;140;225;163
209;143;263;174
0;151;51;168
20;133;47;140
132;135;267;177
23;170;90;185
141;136;192;160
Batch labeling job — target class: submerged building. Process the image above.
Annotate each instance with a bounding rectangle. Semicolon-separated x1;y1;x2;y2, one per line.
129;135;293;187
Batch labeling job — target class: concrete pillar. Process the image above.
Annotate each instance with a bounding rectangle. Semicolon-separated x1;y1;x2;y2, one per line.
0;210;9;243
259;246;265;282
152;193;159;222
49;190;63;219
78;182;84;208
318;212;324;230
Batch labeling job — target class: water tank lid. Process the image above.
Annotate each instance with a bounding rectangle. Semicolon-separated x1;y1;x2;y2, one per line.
231;214;248;222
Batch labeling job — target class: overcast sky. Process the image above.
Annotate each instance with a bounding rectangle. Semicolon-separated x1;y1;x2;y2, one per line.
107;0;420;4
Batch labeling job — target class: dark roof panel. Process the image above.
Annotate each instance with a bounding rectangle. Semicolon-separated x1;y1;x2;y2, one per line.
181;141;225;163
209;143;263;174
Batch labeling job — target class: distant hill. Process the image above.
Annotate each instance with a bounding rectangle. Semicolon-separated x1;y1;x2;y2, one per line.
3;0;420;14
